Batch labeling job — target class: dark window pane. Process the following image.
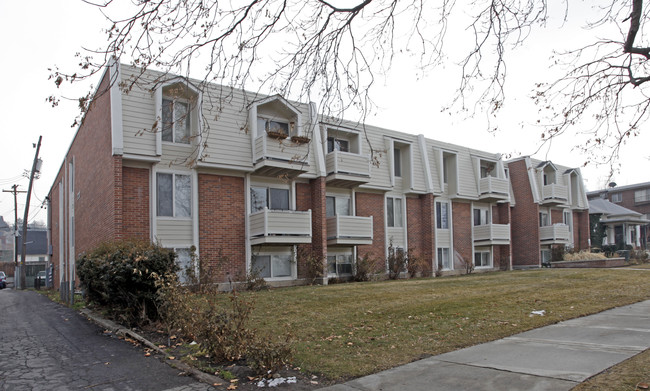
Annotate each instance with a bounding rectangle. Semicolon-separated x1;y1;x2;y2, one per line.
326;196;335;217
162;99;173;142
157;173;173;216
251;255;271;278
270;188;289;210
251;187;267;213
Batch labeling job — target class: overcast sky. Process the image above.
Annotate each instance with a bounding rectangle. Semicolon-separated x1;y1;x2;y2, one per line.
1;0;648;227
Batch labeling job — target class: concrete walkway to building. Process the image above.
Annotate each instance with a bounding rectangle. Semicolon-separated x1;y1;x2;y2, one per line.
322;300;650;391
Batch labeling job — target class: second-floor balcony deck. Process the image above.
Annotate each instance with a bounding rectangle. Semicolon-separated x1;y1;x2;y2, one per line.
473;224;511;245
541;184;568;206
326;215;373;246
325;150;371;188
249;208;312;245
539;224;571;243
478;176;510;202
253;135;310;178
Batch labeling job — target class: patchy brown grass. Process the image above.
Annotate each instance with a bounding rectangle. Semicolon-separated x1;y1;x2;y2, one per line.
234;268;650;379
571;348;650;391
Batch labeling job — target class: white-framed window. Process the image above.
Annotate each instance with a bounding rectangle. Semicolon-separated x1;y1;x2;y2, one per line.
327;137;350;153
634;189;650;204
436;201;449;229
437;247;451;270
473;207;490;226
157;173;191;218
251;253;293;278
541;249;551;264
327;254;353;276
250;187;290;213
174;248;193;284
480;161;496;178
394;147;402;177
474;250;491;267
539;211;550;227
563;210;573;232
326;196;351;217
387;197;403;228
611;192;622;203
162;98;190;144
257;117;290;137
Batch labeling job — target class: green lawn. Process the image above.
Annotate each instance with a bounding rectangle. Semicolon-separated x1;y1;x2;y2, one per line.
230;268;650;380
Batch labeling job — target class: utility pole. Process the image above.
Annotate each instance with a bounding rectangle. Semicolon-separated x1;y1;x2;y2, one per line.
19;136;43;290
3;185;26;267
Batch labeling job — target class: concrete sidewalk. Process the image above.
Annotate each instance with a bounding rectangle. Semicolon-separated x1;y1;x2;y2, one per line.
322;300;650;391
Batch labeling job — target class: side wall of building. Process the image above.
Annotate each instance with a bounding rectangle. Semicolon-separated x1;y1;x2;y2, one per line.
508;160;541;267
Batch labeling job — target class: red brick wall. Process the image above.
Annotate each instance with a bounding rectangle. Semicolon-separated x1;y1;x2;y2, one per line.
452;201;472;269
494;202;512;270
551;208;563;225
356;192;385;262
122;167;150;239
508;159;541;267
406;194;435;273
295;179;327;279
198;174;246;282
574;210;589;250
48;70;120;288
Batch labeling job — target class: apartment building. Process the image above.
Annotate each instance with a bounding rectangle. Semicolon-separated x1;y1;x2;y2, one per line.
47;62;589;289
507;158;590;267
587;182;650;249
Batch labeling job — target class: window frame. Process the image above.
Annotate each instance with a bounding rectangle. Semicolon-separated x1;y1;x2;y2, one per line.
474;250;491;268
250;186;291;213
387;196;404;228
393;147;402;177
539;210;550;227
473;207;490;226
257;116;292;137
437;247;451;270
611;192;622;203
250;253;294;279
436;201;449;229
156;172;192;219
326;137;350;153
161;97;191;144
326;195;351;217
327;253;353;276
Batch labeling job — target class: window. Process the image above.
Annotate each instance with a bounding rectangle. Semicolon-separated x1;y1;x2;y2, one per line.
540;249;551;265
635;189;650;204
162;98;190;144
326;196;350;217
480;161;495;178
157;173;191;217
443;157;448;184
611;193;622;203
175;248;193;284
436;201;449;229
327;137;349;153
327;254;353;276
394;147;402;177
563;210;572;231
539;211;550;227
437;248;451;270
258;117;289;137
251;254;292;278
250;187;290;213
387;197;403;227
473;208;490;226
474;251;490;267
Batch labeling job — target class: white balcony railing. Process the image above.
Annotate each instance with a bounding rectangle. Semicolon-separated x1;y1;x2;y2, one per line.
542;184;568;203
326;215;373;244
479;176;509;195
326;150;371;177
539;224;571;242
249;208;312;244
473;224;510;243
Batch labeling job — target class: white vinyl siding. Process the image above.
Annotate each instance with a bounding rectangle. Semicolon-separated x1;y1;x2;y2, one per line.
120;66;158;156
156;219;193;242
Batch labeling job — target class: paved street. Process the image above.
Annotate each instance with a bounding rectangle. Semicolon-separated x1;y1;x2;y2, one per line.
0;289;216;391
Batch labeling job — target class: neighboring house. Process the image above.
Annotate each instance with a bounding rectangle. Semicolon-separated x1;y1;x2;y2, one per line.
16;228;49;263
0;216;14;277
588;198;650;249
47;61;590;290
507;158;590;268
587;182;650;249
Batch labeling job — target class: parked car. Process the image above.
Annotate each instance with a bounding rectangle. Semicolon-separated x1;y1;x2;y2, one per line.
0;271;6;289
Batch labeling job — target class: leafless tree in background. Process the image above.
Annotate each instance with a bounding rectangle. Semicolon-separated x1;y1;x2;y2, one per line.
50;0;650;171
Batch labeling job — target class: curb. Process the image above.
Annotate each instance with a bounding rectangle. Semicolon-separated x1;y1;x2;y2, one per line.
79;308;225;386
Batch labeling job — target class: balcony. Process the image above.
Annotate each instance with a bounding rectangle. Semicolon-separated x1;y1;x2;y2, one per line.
539;224;571;243
478;176;509;202
473;224;510;245
325;150;371;188
541;184;568;206
326;215;373;246
249;208;312;245
253;135;309;178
